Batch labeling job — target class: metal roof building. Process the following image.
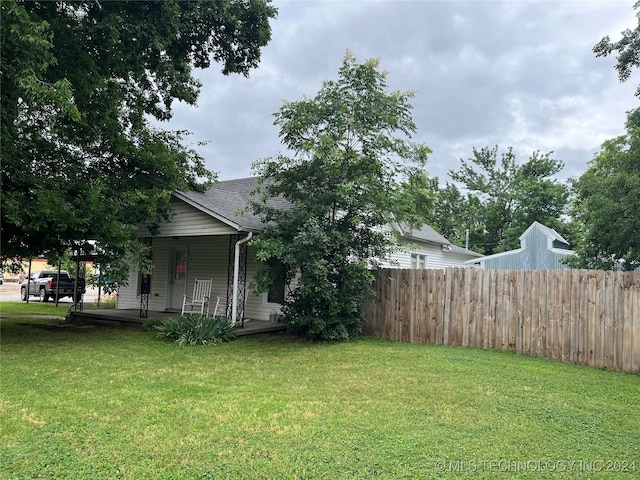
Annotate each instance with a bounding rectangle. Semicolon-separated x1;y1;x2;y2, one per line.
465;221;574;270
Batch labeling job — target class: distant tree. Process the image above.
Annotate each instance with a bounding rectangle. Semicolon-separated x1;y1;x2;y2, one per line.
250;52;433;341
594;1;640;97
424;180;484;251
566;109;640;270
441;146;569;255
1;1;277;277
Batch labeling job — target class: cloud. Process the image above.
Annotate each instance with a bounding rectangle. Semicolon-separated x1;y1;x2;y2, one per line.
164;0;639;183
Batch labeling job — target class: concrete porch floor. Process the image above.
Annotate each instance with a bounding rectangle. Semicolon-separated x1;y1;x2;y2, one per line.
69;309;287;336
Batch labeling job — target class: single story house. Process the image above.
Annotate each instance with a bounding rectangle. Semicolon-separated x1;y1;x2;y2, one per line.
116;177;483;324
465;221;574;270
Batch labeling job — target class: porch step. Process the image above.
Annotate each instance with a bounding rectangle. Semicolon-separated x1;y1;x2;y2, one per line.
234;320;287;337
70;310;148;329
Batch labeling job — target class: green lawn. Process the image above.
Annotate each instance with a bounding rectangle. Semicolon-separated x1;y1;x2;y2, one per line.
0;299;114;317
1;310;638;479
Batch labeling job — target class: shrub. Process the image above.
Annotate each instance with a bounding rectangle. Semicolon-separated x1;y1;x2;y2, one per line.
153;315;236;346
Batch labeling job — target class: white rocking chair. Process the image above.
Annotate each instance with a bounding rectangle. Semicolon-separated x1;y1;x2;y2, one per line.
181;278;213;316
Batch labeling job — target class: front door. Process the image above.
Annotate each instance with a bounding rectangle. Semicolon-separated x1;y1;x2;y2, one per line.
168;249;188;310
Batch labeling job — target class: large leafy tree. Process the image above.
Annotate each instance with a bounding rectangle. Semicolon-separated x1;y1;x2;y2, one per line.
250;52;433;341
429;147;569;255
1;0;276;275
567;109;640;270
573;1;640;270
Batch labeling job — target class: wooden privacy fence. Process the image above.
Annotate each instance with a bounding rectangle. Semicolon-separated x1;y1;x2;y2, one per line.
364;268;640;373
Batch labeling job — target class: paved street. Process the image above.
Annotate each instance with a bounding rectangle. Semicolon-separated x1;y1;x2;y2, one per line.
0;281;106;304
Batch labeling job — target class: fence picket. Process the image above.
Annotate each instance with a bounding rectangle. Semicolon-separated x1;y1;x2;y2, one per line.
531;271;542;357
594;270;606;368
569;269;580;364
629;273;639;373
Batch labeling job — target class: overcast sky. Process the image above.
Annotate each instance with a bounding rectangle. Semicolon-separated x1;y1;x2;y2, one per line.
164;0;639;185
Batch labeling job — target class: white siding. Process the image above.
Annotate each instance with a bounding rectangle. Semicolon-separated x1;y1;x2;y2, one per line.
384;250;412;269
178;236;230;311
144;198;237;238
151;238;171;310
447;250;482;267
243;247;278;321
379;241;474;269
115;257;141;309
117;237;172;311
426;247;464;269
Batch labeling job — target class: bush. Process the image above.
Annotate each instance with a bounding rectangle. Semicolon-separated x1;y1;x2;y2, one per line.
153;315;236;346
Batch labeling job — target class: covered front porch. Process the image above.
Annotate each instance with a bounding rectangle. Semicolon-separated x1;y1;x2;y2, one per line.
117;184;285;324
69;308;287;336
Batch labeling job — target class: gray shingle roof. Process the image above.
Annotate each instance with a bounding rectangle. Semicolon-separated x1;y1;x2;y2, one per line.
175;177;276;232
449;244;484;257
401;224;451;246
400;224;484;257
175;178;463;250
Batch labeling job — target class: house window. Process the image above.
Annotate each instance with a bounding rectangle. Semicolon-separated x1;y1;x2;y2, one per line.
268;275;286;304
174;250;188;280
411;253;427;269
264;259;287;305
137;270;152;296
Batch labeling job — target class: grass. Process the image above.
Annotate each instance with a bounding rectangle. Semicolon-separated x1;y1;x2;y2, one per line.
0;299;114;317
1;307;639;479
0;301;70;317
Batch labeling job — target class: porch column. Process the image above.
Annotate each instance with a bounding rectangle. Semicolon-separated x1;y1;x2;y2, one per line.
226;233;249;327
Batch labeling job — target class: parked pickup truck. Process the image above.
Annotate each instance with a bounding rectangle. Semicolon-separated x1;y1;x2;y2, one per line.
20;270;86;303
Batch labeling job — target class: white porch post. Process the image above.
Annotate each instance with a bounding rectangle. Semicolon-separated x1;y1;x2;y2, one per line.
231;232;252;326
